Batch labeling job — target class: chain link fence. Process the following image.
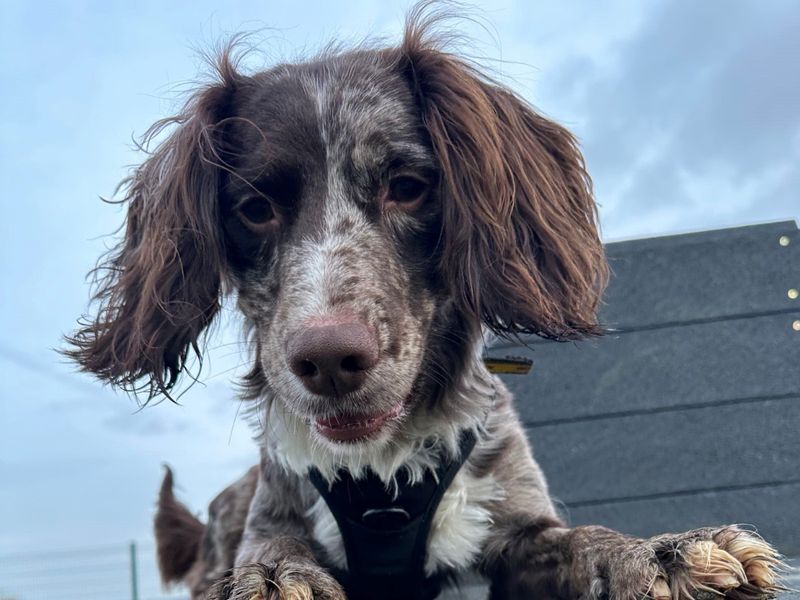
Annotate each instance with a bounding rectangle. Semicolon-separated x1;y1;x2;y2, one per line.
0;541;187;600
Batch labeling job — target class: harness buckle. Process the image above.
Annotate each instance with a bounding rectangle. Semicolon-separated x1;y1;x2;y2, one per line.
361;507;412;530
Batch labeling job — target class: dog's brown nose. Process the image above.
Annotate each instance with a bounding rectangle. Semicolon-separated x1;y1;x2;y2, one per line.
287;322;379;396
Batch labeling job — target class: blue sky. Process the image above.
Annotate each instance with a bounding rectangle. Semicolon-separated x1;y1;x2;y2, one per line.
1;0;798;561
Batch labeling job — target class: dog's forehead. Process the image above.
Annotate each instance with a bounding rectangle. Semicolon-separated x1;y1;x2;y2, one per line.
239;52;421;165
301;52;419;140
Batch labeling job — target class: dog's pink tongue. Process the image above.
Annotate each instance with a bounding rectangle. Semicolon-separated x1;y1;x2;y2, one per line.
316;407;399;443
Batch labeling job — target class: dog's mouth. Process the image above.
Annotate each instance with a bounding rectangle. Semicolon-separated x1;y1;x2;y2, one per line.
314;403;404;443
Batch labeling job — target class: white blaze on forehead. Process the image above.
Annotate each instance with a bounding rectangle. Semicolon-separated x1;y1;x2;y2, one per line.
295;180;369;318
293;73;371;320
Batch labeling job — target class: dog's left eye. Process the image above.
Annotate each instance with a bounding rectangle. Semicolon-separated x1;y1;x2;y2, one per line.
385;176;429;210
236;196;279;233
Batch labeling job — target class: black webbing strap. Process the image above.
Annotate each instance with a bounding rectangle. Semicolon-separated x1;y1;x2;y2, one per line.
308;430;478;600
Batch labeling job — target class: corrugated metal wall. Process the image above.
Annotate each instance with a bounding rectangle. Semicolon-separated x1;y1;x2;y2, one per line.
491;220;800;553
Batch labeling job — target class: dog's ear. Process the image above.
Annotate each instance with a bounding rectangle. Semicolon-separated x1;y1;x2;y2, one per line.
66;53;247;398
398;18;608;340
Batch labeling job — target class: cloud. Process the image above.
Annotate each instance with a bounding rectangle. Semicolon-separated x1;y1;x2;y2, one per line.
526;0;800;237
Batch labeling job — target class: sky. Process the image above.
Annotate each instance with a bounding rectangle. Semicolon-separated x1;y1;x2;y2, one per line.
1;0;798;571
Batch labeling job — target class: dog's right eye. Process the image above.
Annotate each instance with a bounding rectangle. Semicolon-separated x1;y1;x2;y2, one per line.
384;175;430;212
236;196;279;232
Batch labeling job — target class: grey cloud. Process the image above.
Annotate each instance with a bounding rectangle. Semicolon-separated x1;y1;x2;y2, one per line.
539;0;800;237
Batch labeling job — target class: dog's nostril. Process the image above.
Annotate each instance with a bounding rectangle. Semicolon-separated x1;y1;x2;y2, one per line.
340;355;366;373
296;359;318;377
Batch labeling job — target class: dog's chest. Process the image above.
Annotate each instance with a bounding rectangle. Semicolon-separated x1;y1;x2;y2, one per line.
308;469;501;576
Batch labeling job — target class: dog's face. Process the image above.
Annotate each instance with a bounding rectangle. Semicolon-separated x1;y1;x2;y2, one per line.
66;21;608;451
223;55;446;447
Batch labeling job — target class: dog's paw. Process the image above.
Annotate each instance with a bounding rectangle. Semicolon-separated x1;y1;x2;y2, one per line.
207;562;346;600
573;525;784;600
658;527;784;600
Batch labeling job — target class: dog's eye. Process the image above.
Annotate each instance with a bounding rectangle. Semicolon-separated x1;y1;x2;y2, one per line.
236;196;278;232
386;176;429;210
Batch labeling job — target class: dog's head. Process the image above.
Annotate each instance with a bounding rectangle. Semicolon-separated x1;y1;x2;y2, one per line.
67;12;607;452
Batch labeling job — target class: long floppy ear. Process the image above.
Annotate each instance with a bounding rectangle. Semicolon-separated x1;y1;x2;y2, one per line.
398;16;608;340
66;54;246;398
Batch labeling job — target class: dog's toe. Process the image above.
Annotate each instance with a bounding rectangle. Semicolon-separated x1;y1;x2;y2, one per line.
684;539;746;590
649;575;671;600
714;528;783;591
277;581;314;600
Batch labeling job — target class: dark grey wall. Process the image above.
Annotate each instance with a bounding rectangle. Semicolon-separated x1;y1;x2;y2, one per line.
490;221;800;554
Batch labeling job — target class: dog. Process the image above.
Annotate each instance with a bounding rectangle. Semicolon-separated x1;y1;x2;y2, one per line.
67;6;783;600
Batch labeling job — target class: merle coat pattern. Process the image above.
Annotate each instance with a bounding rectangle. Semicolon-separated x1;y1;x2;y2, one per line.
68;7;783;600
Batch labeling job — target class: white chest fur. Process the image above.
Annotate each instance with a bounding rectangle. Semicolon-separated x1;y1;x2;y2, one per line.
307;469;503;576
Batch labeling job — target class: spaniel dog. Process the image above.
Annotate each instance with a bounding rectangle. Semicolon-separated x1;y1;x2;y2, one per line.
67;7;782;600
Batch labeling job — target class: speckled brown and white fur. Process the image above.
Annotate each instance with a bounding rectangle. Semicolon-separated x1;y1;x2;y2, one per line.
68;6;785;600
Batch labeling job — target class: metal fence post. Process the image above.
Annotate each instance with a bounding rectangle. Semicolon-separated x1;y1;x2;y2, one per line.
129;541;140;600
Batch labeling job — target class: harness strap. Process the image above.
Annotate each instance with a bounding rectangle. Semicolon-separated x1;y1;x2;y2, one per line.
308;430;478;600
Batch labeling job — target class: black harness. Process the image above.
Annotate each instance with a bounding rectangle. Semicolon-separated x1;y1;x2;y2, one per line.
308;431;478;600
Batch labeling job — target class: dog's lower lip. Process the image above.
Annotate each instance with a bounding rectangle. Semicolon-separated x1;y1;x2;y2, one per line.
315;404;402;442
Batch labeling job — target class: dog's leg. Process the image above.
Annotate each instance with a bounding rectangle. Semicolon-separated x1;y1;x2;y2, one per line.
484;521;784;600
207;459;346;600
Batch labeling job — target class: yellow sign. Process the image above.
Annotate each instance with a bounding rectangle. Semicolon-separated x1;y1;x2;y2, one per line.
483;357;533;375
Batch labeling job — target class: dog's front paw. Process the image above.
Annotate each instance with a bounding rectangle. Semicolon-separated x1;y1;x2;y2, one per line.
661;527;784;600
208;561;346;600
570;525;784;600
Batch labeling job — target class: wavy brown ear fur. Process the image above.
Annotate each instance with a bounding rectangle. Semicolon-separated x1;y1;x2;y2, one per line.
398;10;608;340
155;466;206;585
65;51;247;398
